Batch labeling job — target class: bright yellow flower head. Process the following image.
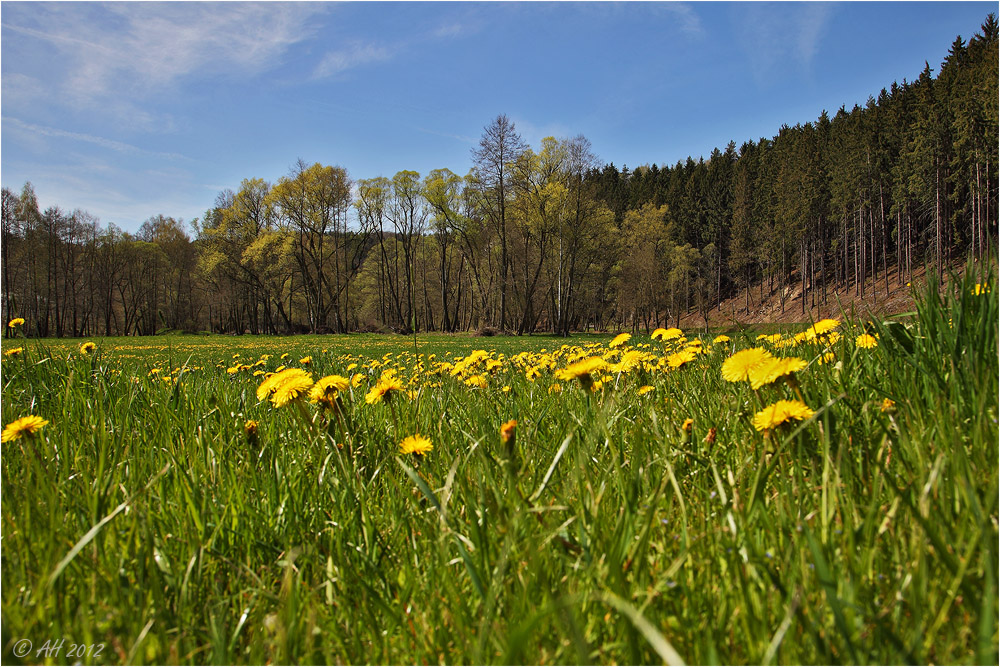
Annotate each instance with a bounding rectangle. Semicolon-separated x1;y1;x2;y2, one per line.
651;327;684;341
713;334;731;344
555;356;607;392
257;368;312;402
747;356;807;390
752;400;814;432
555;357;607;381
667;348;697;369
855;333;878;349
299;356;312;365
2;415;49;442
637;385;655;396
79;341;96;355
310;375;350;405
803;319;840;341
609;333;632;348
399;433;433;456
464;375;488;388
721;347;773;383
365;373;404;404
613;349;646;373
271;373;314;407
5;347;23;358
8;317;25;328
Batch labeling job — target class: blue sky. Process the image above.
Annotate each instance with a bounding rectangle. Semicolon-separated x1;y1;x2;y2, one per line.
1;1;994;233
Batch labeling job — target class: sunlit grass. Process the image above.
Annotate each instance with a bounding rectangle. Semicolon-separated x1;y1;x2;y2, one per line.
1;267;996;665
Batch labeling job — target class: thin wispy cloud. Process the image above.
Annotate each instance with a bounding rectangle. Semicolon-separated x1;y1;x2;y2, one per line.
657;3;705;37
433;23;468;39
2;3;329;106
796;3;834;64
4;117;189;161
416;127;476;144
734;3;835;86
313;42;393;79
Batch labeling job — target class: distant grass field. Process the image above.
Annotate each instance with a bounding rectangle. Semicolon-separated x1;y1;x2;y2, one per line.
1;269;997;665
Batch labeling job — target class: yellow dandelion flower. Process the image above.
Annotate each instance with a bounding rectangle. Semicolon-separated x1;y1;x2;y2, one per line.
257;368;312;402
752;400;814;432
399;433;433;456
721;347;773;383
351;373;366;388
244;419;259;437
502;385;511;393
8;317;25;328
299;356;312;365
818;352;836;365
280;353;289;360
747;356;807;390
5;347;23;358
347;363;358;371
756;333;783;345
555;357;607;381
803;318;840;341
365;373;404;404
310;375;350;405
609;333;631;348
465;375;488;388
555;356;607;391
713;334;731;344
856;333;878;349
613;349;646;373
880;398;896;413
271;373;314;408
2;415;49;442
681;418;694;432
667;348;697;369
637;385;655;396
973;283;990;295
253;370;265;377
79;341;96;355
651;328;669;340
226;366;240;375
548;383;562;394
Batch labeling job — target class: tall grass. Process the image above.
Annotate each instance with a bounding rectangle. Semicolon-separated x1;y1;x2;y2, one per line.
1;266;996;665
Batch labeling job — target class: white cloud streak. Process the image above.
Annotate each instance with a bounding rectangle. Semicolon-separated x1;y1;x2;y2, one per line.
2;2;329;107
312;42;393;79
734;2;834;86
4;117;188;161
656;3;705;37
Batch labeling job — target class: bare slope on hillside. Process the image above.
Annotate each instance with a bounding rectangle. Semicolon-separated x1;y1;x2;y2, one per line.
676;259;986;331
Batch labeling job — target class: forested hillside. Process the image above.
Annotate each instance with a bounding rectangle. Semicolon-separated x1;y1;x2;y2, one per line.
3;15;996;337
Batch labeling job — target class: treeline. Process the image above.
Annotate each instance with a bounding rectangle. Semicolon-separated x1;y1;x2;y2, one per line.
2;15;996;338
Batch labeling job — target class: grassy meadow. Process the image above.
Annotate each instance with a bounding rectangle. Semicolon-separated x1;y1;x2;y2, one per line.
1;270;997;665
